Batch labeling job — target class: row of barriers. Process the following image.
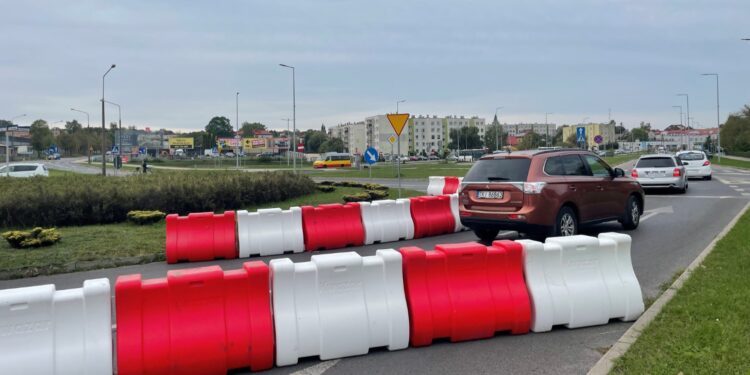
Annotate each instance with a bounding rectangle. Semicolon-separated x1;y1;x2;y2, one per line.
166;194;466;263
0;233;644;374
427;176;463;195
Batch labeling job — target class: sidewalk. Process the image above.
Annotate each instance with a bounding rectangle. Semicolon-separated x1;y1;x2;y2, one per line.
724;154;750;162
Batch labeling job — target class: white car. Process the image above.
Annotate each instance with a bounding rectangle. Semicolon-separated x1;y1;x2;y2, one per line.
631;154;688;193
676;151;712;180
0;163;49;177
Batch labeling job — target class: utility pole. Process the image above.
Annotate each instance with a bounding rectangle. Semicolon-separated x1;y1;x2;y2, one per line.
396;99;406;198
701;73;721;161
101;64;116;176
281;118;291;166
495;107;503;151
279;64;297;173
545;112;553;147
236;92;240;169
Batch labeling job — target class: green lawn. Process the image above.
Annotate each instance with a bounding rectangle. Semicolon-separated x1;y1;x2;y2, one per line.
303;161;473;179
712;156;750;170
125;158;312;169
612;208;750;374
0;185;424;279
603;152;643;167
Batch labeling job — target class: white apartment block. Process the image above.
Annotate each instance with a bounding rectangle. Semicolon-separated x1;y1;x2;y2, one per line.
409;115;486;156
500;123;557;137
328;121;367;154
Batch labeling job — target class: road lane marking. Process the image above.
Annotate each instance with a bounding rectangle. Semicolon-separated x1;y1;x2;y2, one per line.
640;206;673;222
292;360;341;375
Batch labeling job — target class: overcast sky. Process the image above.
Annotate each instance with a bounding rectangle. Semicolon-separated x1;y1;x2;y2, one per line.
1;0;749;132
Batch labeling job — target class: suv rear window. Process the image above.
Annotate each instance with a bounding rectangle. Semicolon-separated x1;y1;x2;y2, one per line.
636;157;675;168
678;152;705;161
12;165;39;172
464;158;531;182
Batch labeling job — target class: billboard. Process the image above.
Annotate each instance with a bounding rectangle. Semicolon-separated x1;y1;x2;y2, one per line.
243;138;267;149
169;137;195;149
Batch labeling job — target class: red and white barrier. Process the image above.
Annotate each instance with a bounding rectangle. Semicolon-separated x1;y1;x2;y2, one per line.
359;199;415;244
0;279;112;375
302;203;365;251
518;232;644;332
270;249;410;366
410;195;455;238
237;207;305;257
449;193;467;232
166;211;237;263
427;176;463;195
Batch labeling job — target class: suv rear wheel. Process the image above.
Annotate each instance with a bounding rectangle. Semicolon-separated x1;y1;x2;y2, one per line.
621;195;641;230
473;227;500;244
554;206;578;237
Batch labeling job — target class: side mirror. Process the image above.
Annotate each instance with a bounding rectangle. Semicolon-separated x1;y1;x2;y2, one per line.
613;168;625;178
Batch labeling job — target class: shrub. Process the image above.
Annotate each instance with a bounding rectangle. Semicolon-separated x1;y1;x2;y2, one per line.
2;227;62;248
257;156;273;163
316;185;336;193
0;171;316;227
363;183;389;191
127;210;166;225
333;181;365;188
318;181;335;186
365;190;388;200
342;192;371;202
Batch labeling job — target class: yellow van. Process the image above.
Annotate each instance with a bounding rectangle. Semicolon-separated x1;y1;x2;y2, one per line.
313;153;352;168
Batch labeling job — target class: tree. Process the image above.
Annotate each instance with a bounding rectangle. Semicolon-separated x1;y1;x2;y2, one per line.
448;126;482;150
205;116;233;147
320;123;326;134
563;133;577;148
517;132;542;150
303;131;328;153
319;137;344;153
65;120;82;133
721;105;750;153
484;125;505;151
240;122;266;136
631;128;649;141
30;119;53;158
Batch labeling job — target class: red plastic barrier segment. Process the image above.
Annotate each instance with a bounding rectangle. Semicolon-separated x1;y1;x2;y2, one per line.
166;211;237;264
115;262;274;375
409;196;455;238
442;176;460;194
301;203;365;251
400;241;531;346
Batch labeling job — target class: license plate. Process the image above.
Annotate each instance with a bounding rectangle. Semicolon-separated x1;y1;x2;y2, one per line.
477;191;504;199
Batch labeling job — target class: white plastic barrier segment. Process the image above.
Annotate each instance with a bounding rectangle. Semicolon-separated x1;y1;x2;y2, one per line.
427;176;445;196
271;249;409;366
0;279;112;375
237;207;305;257
449;193;467;232
359;199;415;245
518;232;644;332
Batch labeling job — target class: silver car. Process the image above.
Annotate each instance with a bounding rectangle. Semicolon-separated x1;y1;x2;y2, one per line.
631;154;688;193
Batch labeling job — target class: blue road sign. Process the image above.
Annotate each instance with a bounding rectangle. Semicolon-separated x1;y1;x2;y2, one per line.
576;127;586;143
139;147;146;155
364;147;379;165
48;145;58;154
112;145;119;155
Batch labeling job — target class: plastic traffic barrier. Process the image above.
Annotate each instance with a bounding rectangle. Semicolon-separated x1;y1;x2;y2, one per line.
116;262;274;374
301;203;365;251
517;232;644;332
0;279;112;375
427;176;463;195
449;193;467;232
237;207;304;257
166;210;237;263
400;242;530;346
271;249;409;366
409;195;455;238
359;199;415;245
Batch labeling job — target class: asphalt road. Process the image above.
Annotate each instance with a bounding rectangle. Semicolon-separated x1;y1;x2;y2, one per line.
1;165;747;374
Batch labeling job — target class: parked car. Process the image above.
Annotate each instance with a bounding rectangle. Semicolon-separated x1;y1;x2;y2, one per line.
459;149;644;242
446;155;458;161
409;156;418;161
47;153;61;160
428;155;439;160
676;150;712;180
631;154;688;193
418;155;428;161
0;163;49;177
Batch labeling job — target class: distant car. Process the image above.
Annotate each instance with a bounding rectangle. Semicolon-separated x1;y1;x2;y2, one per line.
0;163;49;177
418;155;428;161
447;155;458;161
676;151;711;180
631;154;688;193
224;152;235;157
47;153;61;160
428;155;439;160
409;156;418;161
400;156;409;163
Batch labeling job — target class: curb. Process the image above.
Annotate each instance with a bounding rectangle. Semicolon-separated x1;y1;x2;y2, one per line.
587;200;750;374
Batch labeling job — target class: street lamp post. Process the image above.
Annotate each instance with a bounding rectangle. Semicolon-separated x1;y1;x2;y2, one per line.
677;94;690;130
236;92;240;169
701;73;721;161
281;118;291;166
495;107;503;151
395;99;406;198
104;101;122;172
672;105;684;149
279;64;296;173
70;108;91;163
101;64;116;176
545;112;553;147
5;114;26;177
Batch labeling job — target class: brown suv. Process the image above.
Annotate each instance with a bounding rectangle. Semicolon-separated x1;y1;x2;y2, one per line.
459;149;644;242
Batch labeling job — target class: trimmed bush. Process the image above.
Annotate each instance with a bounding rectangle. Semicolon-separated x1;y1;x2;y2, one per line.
127;210;166;225
318;181;335;186
365;190;388;200
316;185;336;193
363;183;389;191
342;192;371;202
0;171;316;227
333;181;365;188
2;227;62;248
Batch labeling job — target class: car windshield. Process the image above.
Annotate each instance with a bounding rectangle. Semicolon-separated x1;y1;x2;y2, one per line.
636;157;675;168
464;158;531;182
678;152;705;161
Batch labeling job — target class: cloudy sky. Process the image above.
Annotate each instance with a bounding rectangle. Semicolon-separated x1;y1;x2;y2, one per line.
1;0;748;132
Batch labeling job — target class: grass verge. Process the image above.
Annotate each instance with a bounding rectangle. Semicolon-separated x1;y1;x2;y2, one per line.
713;156;750;170
0;186;424;279
612;208;750;374
303;162;472;179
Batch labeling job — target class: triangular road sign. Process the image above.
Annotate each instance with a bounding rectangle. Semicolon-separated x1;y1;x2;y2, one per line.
387;113;409;136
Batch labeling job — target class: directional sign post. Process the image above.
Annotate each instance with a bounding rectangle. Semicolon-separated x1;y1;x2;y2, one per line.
387;113;409;198
576;127;586;149
364;147;379;179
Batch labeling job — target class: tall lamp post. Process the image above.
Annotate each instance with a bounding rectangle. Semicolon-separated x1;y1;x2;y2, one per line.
101;64;116;176
279;64;296;173
495;107;503;151
236;92;240;169
281;118;291;166
70;108;91;163
104;101;122;170
701;73;721;161
5;114;26;177
676;93;690;130
545;112;553;147
672;105;683;149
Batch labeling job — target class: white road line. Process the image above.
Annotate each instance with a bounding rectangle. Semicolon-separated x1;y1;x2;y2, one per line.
736;189;745;192
729;185;739;188
744;193;750;196
651;195;740;199
639;206;673;222
291;360;341;375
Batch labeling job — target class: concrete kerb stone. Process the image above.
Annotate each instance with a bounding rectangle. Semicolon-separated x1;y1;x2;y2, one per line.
587;200;750;375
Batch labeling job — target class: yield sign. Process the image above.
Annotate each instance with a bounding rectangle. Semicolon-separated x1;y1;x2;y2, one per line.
387;113;409;136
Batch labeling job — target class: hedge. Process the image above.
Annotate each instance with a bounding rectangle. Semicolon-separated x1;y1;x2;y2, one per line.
2;227;62;248
0;171;316;227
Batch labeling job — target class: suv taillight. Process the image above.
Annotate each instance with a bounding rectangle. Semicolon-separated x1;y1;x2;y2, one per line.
673;168;681;177
703;160;711;166
631;169;638;178
523;182;546;194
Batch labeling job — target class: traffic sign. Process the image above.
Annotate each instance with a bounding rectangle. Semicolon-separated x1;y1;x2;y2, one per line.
112;145;119;155
139;147;146;155
576;127;586;143
387;113;409;136
297;143;304;153
388;135;397;145
594;135;603;144
364;147;379;165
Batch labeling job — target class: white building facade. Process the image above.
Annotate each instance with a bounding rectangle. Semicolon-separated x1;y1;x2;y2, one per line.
328;121;367;154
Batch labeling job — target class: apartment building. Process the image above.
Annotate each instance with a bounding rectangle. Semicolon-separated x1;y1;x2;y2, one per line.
328;121;367;154
500;123;557;138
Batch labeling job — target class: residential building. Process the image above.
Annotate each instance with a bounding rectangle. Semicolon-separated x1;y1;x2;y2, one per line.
328;121;367;154
500;122;557;138
561;123;617;148
406;115;486;156
648;128;718;150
